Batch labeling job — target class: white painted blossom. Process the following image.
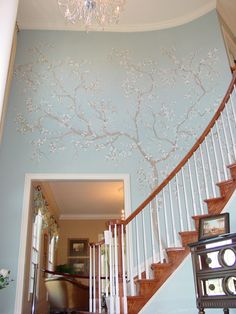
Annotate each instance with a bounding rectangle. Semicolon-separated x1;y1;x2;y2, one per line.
0;269;9;277
14;44;221;191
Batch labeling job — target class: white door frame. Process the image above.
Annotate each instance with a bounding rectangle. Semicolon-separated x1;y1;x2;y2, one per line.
14;173;131;314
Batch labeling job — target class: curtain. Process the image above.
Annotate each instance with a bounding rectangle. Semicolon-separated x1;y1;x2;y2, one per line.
33;186;59;238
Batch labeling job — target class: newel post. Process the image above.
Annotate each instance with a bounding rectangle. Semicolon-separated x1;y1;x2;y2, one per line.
107;219;127;314
89;241;103;313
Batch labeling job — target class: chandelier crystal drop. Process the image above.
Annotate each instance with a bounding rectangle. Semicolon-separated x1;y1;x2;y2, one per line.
57;0;126;28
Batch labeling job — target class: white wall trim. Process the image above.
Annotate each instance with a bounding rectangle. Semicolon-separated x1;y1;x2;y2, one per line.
59;214;121;220
14;174;32;314
0;0;19;144
14;172;131;314
19;1;216;33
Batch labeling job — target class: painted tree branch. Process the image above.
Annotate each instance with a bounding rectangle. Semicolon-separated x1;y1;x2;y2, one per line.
14;44;220;190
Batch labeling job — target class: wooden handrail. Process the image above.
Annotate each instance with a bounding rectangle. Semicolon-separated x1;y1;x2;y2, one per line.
43;268;114;280
125;72;236;225
89;239;105;246
42;268;90;279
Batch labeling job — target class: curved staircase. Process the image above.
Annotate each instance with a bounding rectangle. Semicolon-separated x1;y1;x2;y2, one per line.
127;163;236;313
89;72;236;314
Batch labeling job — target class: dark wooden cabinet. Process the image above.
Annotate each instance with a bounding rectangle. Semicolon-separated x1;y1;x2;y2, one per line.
189;233;236;314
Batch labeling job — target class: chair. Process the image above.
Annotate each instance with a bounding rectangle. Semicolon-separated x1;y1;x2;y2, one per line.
45;276;89;314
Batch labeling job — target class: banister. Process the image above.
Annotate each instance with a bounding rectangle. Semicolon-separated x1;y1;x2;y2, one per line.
42;268;90;279
125;72;236;225
89;239;105;246
42;268;110;280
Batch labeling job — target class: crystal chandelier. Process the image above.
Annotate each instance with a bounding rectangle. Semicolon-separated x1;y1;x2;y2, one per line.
57;0;126;28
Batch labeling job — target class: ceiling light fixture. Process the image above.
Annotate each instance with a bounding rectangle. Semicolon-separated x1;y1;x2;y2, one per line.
57;0;126;29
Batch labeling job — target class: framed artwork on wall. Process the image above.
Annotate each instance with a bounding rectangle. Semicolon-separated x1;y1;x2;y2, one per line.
67;257;89;276
198;213;230;241
68;238;89;257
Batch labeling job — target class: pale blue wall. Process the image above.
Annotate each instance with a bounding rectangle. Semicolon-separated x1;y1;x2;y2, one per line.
141;191;236;314
0;10;232;314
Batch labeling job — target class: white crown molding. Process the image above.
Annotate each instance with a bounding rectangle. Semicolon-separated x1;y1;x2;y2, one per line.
18;1;216;32
60;213;121;220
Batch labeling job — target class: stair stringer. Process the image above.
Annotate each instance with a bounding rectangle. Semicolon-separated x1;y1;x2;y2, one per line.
139;190;236;314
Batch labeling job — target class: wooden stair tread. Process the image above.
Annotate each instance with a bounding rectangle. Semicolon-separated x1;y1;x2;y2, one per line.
192;214;212;230
166;247;187;253
216;179;234;186
179;230;198;246
227;163;236;169
151;262;172;270
227;163;236;180
192;213;211;220
204;196;224;203
135;278;159;283
216;178;236;197
127;295;145;301
179;230;197;235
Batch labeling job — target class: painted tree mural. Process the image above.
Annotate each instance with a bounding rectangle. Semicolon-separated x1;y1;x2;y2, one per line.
14;43;220;190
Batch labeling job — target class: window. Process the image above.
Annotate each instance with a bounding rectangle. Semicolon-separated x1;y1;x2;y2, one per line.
48;236;55;271
29;212;42;294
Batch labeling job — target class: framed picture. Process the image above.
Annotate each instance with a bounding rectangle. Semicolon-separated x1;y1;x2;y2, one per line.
198;213;230;241
68;257;89;276
68;238;89;257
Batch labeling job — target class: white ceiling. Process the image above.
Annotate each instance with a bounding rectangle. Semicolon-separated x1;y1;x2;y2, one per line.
17;0;216;32
45;180;124;220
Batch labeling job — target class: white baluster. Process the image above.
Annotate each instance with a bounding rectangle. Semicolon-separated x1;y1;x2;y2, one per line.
193;152;204;215
181;167;191;230
230;94;236;124
176;173;184;231
187;159;197;216
149;202;156;264
135;216;142;279
142;208;149;278
101;245;104;299
126;224;135;296
168;182;178;246
98;245;102;313
121;224;128;314
114;224;120;314
205;137;217;197
225;104;236;160
230;91;236;123
89;245;92;312
210;129;221;182
216;120;228;179
155;197;164;262
199;144;209;199
105;243;109;298
162;189;170;247
109;225;114;314
220;111;232;164
230;93;236;163
93;245;96;313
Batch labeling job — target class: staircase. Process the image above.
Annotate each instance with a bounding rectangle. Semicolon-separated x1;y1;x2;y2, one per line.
127;163;236;313
89;72;236;314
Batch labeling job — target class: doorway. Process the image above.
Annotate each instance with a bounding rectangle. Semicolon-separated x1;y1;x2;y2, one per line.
14;173;131;314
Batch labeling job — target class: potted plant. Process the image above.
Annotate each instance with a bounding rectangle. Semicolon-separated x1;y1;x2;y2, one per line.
0;269;12;289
